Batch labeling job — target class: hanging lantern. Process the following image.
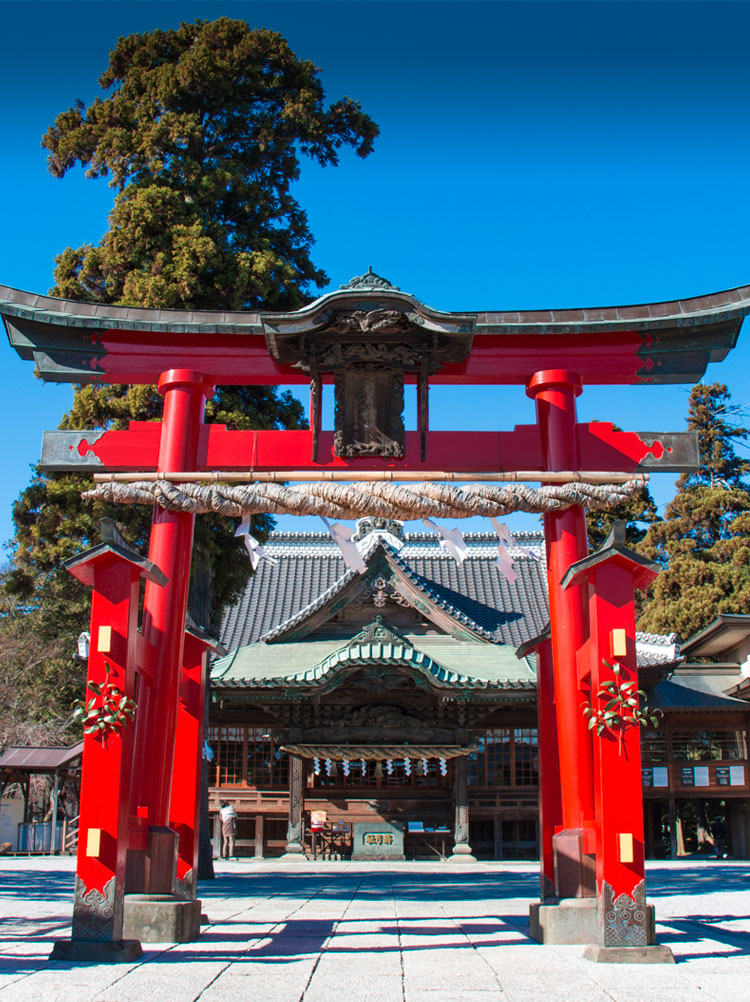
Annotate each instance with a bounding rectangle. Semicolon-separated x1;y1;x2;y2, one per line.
374;761;384;779
420;758;428;776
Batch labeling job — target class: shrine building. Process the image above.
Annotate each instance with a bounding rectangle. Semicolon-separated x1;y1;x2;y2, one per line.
207;519;750;861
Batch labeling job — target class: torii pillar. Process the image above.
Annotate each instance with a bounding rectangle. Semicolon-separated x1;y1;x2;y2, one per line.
526;371;596;892
50;520;166;962
516;628;562;905
562;523;674;963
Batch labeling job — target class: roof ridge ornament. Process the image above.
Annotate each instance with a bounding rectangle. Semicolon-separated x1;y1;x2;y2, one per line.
340;266;399;292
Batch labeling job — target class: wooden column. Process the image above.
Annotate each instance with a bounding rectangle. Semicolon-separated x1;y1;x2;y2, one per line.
254;814;264;859
50;521;165;962
449;756;476;862
537;638;563;899
562;523;673;961
133;370;213;867
518;630;563;900
169;629;214;901
50;771;60;855
282;755;306;859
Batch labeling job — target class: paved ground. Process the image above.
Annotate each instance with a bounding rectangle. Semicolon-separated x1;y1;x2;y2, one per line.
0;858;749;1002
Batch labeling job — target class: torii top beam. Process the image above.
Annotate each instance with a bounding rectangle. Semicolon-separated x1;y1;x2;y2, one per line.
2;269;749;386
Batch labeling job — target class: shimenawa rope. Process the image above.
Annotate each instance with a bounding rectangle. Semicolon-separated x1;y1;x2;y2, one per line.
83;478;644;521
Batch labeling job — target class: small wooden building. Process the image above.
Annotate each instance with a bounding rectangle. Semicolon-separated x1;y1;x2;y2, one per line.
208;519;750;860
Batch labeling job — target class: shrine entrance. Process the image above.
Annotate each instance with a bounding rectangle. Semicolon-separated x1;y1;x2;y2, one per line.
4;270;748;964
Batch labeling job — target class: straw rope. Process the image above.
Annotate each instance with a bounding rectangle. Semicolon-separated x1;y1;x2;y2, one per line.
83;478;644;520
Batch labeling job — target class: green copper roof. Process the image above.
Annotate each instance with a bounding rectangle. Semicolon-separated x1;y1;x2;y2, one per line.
211;625;536;692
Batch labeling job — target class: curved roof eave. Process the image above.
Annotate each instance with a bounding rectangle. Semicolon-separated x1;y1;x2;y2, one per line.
2;281;749;337
213;644;537;694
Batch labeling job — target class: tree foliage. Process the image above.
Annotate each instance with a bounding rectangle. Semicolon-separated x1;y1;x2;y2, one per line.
2;17;378;742
44;17;377;310
638;383;750;639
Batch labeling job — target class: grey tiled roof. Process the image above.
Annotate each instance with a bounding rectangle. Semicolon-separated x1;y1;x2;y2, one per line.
219;529;548;652
649;670;747;710
634;633;680;667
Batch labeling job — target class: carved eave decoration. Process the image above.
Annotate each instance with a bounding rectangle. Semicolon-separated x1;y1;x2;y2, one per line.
260;269;475;370
261;270;475;460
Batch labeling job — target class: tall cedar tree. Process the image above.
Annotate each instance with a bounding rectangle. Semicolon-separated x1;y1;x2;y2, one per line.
3;18;378;738
638;383;750;639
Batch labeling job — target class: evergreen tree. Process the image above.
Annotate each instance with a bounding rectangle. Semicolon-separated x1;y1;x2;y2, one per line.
638;383;750;639
2;18;378;738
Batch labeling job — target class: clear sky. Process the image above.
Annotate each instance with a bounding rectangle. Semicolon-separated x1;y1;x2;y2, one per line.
2;0;750;550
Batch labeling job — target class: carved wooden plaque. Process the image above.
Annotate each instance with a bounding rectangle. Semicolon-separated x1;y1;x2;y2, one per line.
334;370;405;458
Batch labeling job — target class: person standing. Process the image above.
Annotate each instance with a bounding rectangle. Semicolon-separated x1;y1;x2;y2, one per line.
220;800;237;859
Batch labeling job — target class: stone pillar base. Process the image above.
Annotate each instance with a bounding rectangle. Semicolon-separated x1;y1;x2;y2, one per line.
447;845;477;862
123;893;201;943
530;899;658;947
529;898;597;944
49;939;142;963
279;841;308;861
583;944;675;964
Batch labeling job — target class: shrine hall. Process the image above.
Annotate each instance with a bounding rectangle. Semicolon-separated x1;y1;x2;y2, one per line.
208;519;750;862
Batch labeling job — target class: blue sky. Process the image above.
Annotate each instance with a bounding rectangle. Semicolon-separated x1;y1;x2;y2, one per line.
2;0;750;549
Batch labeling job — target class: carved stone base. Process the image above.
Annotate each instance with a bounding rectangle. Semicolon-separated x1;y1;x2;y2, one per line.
598;879;652;948
122;893;201;943
530;896;657;946
583;944;675;964
71;874;119;942
279;846;310;862
529;898;597;944
447;844;477;863
49;939;142;963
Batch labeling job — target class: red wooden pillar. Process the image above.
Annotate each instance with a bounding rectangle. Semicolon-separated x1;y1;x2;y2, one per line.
517;629;562;900
562;523;673;961
50;520;165;962
527;369;596;896
130;369;213;887
170;625;223;900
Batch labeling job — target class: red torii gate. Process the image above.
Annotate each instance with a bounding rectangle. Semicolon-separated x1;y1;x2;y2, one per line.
3;271;748;963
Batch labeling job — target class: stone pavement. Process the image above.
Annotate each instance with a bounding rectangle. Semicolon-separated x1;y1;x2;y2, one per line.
1;857;749;1002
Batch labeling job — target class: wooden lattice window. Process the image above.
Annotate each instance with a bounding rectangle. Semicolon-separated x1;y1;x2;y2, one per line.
513;729;539;786
671;730;747;762
468;728;538;788
246;728;289;788
641;730;667;763
206;726;288;788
